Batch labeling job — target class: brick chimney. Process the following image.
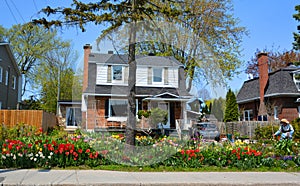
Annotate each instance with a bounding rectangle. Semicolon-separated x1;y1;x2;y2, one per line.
257;52;268;118
83;44;92;92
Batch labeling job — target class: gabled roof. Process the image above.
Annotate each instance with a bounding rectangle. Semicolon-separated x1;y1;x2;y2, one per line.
88;53;183;67
237;67;300;103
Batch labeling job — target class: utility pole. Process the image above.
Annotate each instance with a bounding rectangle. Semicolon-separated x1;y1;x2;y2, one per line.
56;65;61;116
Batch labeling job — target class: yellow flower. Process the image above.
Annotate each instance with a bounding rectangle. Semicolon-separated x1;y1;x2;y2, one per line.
40;148;43;152
2;148;6;152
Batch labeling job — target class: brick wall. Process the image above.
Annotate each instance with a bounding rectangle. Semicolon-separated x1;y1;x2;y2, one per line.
257;52;268;116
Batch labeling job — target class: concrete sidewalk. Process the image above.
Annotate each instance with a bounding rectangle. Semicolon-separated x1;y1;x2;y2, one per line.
0;169;299;186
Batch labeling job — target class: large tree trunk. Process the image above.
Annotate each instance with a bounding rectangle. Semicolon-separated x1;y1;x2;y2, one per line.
125;21;137;146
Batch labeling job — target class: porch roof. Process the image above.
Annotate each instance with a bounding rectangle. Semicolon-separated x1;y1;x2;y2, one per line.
84;85;191;97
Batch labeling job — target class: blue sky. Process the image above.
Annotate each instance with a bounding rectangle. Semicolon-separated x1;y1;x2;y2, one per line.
0;0;299;98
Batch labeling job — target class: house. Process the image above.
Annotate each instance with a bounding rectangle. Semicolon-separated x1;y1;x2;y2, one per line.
0;42;22;109
81;44;192;131
237;52;300;122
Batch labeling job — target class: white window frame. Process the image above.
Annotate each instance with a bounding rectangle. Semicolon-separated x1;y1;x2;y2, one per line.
243;110;253;121
5;70;8;86
12;75;16;89
274;106;278;120
112;65;123;83
152;67;163;84
0;66;2;83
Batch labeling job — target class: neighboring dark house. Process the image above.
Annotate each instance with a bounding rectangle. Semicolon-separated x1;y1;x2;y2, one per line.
237;53;300;122
81;44;192;131
0;42;21;109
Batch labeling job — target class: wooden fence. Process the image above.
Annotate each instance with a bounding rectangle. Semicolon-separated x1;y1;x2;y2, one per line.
216;121;280;139
0;110;57;132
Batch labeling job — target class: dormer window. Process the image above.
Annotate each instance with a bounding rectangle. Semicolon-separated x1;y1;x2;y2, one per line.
293;72;300;90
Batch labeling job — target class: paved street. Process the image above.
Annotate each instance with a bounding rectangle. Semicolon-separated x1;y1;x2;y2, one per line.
0;169;299;186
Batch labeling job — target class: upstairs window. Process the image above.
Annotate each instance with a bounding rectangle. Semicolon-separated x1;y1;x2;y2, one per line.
153;68;162;83
5;70;8;86
112;65;123;81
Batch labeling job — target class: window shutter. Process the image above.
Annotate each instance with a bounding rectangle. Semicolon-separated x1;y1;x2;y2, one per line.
107;65;112;83
164;67;168;85
124;66;128;84
148;67;152;85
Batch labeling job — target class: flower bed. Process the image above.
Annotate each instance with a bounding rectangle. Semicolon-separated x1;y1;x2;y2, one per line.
0;125;300;170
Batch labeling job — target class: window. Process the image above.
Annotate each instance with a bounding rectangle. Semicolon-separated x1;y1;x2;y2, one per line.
0;101;2;110
153;68;162;83
12;75;16;89
66;107;82;127
293;72;300;90
274;106;278;120
0;67;2;83
112;65;123;81
243;110;253;121
109;99;128;117
5;70;8;86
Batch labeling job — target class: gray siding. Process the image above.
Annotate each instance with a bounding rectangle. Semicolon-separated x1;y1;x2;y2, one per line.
0;44;20;109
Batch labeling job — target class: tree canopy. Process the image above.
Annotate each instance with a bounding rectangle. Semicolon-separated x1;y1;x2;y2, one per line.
245;49;300;78
293;4;300;50
34;44;81;113
0;24;67;97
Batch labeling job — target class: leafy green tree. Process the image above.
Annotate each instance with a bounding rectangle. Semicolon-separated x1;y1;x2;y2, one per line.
0;24;65;97
223;89;239;122
34;44;81;113
211;97;225;122
293;5;300;50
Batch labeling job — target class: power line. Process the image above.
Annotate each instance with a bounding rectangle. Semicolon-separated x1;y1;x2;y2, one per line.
9;0;26;23
4;0;18;24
